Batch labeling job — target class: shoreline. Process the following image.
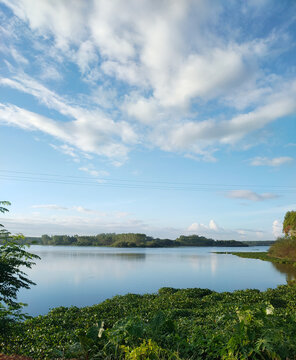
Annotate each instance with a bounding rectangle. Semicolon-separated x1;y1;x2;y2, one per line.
215;251;296;265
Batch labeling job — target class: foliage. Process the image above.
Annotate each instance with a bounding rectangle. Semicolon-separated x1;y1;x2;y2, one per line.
283;210;296;236
0;201;11;236
0;201;40;335
0;238;40;308
269;237;296;262
121;339;177;359
242;241;275;246
20;233;248;248
2;284;296;359
266;211;296;262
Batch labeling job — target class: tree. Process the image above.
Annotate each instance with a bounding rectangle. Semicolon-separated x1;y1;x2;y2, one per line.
283;211;296;237
0;201;40;330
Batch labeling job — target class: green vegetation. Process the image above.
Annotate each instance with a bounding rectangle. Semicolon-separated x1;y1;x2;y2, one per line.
269;237;296;262
283;210;296;236
1;284;296;359
0;201;40;335
267;210;296;262
215;251;296;265
18;233;248;248
217;211;296;266
241;241;274;246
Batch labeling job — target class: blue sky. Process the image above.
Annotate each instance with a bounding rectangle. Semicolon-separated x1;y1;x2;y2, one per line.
0;0;295;240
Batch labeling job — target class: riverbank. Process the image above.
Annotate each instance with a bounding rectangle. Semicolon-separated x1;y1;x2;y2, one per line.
2;284;296;359
214;251;296;265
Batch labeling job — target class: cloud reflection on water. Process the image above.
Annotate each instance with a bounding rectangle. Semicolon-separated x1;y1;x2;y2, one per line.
18;246;293;316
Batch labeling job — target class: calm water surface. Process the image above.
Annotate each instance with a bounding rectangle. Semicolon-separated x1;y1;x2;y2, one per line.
18;246;296;316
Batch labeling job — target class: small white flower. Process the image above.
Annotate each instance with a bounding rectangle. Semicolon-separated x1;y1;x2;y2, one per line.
98;321;104;338
266;305;274;315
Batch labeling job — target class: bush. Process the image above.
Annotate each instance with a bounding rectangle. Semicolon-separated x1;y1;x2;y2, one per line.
269;236;296;261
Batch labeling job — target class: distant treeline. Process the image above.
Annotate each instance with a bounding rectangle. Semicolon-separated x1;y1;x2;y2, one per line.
20;233;249;247
242;241;275;246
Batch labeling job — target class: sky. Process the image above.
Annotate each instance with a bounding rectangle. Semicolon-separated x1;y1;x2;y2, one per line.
0;0;295;240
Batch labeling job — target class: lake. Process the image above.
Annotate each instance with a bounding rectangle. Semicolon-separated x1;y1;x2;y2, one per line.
18;245;296;316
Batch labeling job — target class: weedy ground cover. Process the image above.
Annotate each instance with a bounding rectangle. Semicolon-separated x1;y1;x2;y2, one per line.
1;284;296;359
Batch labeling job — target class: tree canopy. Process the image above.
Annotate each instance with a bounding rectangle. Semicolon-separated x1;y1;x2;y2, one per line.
22;233;248;248
283;211;296;237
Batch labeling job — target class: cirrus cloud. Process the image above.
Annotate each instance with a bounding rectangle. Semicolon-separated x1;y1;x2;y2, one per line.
250;156;293;167
31;204;67;210
226;190;279;202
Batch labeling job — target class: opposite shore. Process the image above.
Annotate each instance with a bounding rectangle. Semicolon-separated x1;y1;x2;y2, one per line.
20;233;274;248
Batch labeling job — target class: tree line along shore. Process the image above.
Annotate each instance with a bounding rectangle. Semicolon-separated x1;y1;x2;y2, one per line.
19;233;274;248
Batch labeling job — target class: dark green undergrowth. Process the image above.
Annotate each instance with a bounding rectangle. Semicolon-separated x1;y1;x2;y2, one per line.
1;284;296;359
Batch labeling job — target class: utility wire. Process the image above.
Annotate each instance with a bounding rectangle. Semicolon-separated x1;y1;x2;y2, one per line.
0;169;295;193
0;169;296;188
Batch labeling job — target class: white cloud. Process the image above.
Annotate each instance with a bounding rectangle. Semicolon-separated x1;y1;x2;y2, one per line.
72;206;96;214
187;222;202;232
188;219;220;232
223;85;273;110
250;156;293;167
9;46;29;65
50;144;80;162
0;91;136;163
187;219;269;240
76;40;98;74
145;80;296;154
39;64;63;81
1;209;273;240
115;211;129;219
0;0;295;162
1;0;89;49
31;204;67;210
31;204;107;218
226;190;279;202
152;45;250;107
32;204;106;215
0;212;151;237
2;73;294;161
209;219;218;231
255;231;264;238
79;166;109;178
272;219;282;238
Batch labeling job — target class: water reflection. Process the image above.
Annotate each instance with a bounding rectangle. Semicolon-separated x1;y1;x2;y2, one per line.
17;245;292;316
33;248;146;261
271;262;296;282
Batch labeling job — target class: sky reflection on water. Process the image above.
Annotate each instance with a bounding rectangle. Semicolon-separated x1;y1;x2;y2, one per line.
17;246;293;316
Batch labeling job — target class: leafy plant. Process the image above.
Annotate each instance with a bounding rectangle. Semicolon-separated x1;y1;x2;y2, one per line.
0;201;40;336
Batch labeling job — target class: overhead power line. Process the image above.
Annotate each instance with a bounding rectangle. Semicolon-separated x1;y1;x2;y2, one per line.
0;169;295;193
